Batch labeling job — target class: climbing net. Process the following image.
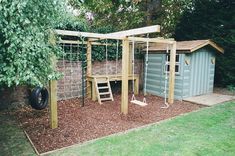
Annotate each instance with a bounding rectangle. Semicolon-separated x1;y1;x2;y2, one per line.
57;39;87;106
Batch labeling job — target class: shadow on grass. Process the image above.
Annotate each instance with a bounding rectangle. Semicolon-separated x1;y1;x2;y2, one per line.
0;112;36;156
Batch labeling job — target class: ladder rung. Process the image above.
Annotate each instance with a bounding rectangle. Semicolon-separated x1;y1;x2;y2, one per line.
97;81;108;84
98;86;109;89
100;97;112;101
99;92;110;95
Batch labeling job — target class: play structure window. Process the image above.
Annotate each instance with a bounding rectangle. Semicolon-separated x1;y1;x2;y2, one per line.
165;54;180;74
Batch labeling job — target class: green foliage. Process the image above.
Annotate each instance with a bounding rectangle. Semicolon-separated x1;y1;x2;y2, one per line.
175;0;235;86
159;0;194;37
227;85;235;94
0;0;68;87
70;0;145;31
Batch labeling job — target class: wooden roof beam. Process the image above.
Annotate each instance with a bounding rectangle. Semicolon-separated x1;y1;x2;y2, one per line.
127;37;175;44
107;25;160;37
54;29;124;40
55;25;161;40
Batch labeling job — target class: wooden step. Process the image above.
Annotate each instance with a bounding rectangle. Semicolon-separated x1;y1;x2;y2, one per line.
98;86;109;89
96;81;108;84
100;97;113;101
99;92;111;95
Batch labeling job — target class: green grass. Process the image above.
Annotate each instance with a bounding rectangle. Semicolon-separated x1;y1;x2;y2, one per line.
48;101;235;156
0;112;36;156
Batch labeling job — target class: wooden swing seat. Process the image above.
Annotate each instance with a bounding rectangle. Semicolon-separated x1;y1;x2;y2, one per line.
131;100;148;107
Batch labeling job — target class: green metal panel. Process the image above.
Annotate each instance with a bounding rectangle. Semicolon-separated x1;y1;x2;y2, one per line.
145;53;185;100
188;48;215;97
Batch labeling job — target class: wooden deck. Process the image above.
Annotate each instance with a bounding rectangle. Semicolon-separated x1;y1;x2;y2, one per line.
87;74;139;101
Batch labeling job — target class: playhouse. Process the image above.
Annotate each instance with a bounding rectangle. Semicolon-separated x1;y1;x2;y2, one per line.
144;40;224;100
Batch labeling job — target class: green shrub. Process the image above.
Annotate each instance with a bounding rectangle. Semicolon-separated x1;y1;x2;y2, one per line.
0;0;67;87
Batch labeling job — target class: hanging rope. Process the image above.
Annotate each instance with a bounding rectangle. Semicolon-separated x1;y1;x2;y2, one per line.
105;39;108;75
131;38;136;101
143;34;149;103
115;40;119;83
161;44;169;109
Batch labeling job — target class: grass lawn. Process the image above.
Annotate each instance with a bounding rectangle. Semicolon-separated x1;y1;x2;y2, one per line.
0;112;36;156
47;101;235;156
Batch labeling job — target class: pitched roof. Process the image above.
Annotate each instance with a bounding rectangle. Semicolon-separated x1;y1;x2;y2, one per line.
147;40;224;53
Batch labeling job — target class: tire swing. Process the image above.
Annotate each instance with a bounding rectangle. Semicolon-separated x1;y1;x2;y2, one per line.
30;87;49;110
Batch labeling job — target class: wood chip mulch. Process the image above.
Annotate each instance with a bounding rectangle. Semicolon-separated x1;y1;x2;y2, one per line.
13;94;203;153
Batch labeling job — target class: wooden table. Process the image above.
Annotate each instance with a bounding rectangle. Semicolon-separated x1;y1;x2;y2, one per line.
87;74;139;101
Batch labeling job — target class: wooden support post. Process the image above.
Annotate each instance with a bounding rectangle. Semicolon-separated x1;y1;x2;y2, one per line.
86;40;92;98
129;44;133;75
121;38;129;114
168;41;176;104
49;80;58;129
49;30;58;129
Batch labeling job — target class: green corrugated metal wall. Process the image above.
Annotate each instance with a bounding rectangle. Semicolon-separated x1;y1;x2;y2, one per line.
144;47;216;100
187;48;215;97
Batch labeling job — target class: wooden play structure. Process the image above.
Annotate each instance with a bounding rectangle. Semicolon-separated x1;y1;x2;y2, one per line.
49;25;177;129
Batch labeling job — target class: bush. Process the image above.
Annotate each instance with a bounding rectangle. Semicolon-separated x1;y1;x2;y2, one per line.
0;0;67;87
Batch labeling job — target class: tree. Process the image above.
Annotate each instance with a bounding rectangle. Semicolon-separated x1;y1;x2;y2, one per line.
175;0;235;86
0;0;67;87
69;0;145;31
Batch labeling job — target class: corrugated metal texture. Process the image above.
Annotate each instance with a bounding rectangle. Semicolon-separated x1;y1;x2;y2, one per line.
144;53;185;100
188;48;215;97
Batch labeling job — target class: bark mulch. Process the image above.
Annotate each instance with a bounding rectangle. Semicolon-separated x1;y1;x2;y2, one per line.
13;94;203;153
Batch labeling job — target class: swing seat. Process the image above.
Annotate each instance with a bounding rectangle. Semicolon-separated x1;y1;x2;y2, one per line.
131;100;148;107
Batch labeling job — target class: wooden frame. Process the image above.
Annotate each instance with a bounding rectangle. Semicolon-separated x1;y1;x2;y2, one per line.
50;25;176;127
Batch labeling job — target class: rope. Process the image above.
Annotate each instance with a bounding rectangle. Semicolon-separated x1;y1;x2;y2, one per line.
105;39;108;75
130;37;136;101
143;34;150;103
143;40;149;95
161;44;169;109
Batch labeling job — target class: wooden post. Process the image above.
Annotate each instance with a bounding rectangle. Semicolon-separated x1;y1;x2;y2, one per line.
121;38;129;114
168;41;176;104
129;44;133;75
86;40;92;98
49;80;58;129
49;30;58;129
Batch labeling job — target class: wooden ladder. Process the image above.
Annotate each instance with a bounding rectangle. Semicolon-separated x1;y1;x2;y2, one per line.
94;77;114;104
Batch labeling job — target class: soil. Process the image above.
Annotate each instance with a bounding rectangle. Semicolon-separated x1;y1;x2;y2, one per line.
13;94;203;153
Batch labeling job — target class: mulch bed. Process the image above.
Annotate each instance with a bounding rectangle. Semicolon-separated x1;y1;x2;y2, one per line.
13;94;203;153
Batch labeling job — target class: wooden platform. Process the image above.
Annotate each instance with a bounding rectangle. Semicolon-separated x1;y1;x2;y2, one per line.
87;74;139;101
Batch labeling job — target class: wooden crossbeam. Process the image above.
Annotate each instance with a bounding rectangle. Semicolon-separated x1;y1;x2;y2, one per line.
127;37;175;44
107;25;160;37
58;39;116;46
54;29;123;40
55;25;161;40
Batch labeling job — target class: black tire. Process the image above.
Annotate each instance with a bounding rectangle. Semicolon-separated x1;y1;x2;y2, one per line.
30;87;49;110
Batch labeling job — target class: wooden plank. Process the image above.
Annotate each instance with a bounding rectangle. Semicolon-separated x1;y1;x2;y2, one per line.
58;39;116;46
49;80;58;129
49;31;58;129
107;25;160;37
168;41;177;104
86;40;92;98
127;37;175;44
121;38;129;114
54;29;123;40
55;25;161;40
